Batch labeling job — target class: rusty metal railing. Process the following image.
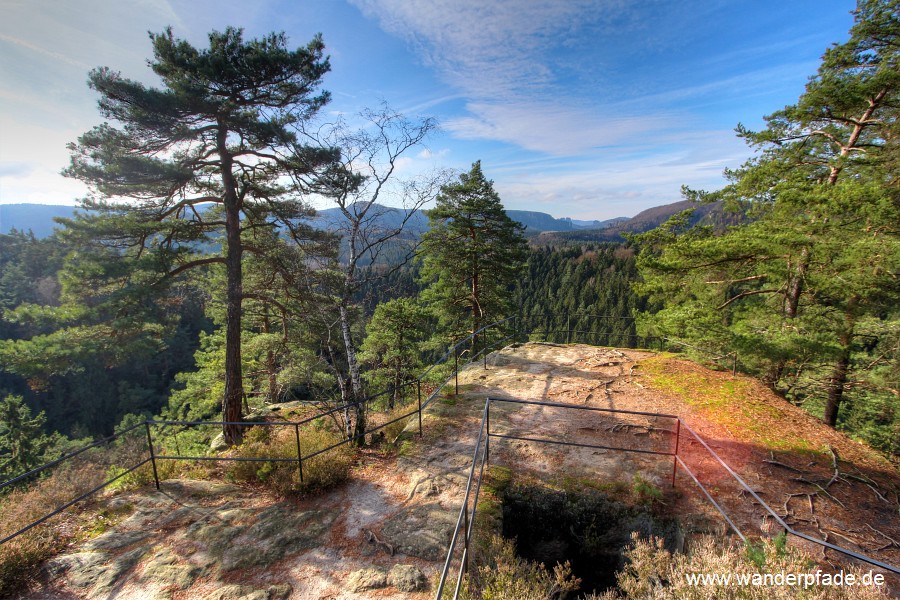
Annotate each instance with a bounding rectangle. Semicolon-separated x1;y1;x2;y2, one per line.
435;397;900;598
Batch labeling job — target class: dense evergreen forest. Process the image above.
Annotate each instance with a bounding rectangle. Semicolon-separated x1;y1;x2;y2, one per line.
1;2;898;484
0;230;209;438
0;226;638;428
514;244;645;347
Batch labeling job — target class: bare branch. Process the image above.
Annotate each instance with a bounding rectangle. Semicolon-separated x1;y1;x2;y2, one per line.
717;288;783;309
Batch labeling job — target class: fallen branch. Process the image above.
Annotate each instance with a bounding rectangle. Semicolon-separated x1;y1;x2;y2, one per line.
824;528;863;548
864;523;900;548
844;474;892;504
794;478;846;509
825;446;840;489
863;482;891;504
764;459;804;474
363;527;394;556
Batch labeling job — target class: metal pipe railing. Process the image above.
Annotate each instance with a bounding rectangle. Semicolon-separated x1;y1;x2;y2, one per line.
0;315;523;547
435;396;900;598
435;400;490;598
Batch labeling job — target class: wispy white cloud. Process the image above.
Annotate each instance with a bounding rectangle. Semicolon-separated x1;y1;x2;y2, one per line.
0;33;92;70
349;0;649;99
348;0;753;161
349;0;832;216
492;130;750;219
446;100;676;155
0;164;88;205
0;162;34;178
0;0;189;205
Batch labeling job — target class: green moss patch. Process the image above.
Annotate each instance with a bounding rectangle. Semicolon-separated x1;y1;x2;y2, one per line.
641;357;815;453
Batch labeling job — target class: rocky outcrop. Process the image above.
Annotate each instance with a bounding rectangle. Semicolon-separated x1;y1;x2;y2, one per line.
40;479;337;598
381;502;457;561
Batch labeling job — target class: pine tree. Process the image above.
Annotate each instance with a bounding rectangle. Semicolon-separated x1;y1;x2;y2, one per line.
636;0;900;434
419;161;528;349
359;297;432;409
0;395;50;481
62;27;338;444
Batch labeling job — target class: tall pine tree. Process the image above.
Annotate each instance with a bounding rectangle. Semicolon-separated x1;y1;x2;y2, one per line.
62;27;339;444
419;161;528;349
637;0;899;436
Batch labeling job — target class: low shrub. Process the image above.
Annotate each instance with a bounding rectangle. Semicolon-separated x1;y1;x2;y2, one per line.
0;458;107;596
590;532;891;599
376;401;419;443
630;474;664;507
105;455;182;491
227;423;353;495
454;534;582;600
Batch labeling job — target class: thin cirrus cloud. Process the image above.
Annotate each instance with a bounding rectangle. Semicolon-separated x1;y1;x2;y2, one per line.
491;129;750;219
445;101;676;156
353;0;561;91
346;0;852;217
349;0;656;97
0;162;34;179
348;0;759;198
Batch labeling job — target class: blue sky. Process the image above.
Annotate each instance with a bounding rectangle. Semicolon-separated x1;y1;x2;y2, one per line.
0;0;856;220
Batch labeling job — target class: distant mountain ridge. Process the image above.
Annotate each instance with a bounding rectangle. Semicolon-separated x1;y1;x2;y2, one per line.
532;200;735;243
0;201;725;242
0;204;79;238
311;205;626;235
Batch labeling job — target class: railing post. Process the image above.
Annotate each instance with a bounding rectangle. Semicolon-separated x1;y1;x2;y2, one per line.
455;346;459;395
486;399;490;466
417;380;423;437
145;422;160;491
566;314;571;344
463;504;470;574
671;418;681;488
294;424;304;483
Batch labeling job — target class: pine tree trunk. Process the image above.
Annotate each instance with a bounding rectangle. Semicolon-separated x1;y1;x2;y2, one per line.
471;268;480;353
766;247;810;390
220;129;245;446
823;342;851;427
222;208;244;444
823;302;857;428
263;312;277;404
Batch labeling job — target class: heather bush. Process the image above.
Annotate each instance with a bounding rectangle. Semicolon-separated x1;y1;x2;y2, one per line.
0;458;107;596
590;532;891;599
227;423;353;495
453;534;582;600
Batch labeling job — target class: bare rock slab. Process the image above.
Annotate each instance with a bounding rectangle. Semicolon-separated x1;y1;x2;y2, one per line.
201;583;293;600
217;506;339;571
141;548;202;590
381;502;456;561
388;564;428;592
347;567;388;592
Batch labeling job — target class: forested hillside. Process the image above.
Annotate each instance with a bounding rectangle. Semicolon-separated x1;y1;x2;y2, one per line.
634;0;899;457
514;244;645;347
